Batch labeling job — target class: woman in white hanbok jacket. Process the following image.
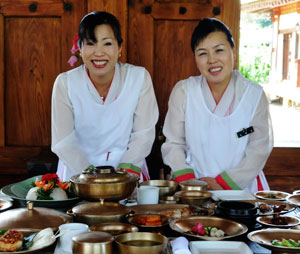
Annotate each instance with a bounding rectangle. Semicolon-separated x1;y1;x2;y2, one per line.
51;11;158;181
161;18;273;193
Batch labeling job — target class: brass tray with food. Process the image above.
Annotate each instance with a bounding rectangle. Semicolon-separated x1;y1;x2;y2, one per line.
169;216;248;241
239;199;296;216
130;204;214;219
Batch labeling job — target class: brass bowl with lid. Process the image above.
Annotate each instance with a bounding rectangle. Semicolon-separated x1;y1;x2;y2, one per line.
0;201;72;231
67;201;132;226
70;166;139;201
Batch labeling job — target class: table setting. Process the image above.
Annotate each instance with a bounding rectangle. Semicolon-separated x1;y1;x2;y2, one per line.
0;167;299;253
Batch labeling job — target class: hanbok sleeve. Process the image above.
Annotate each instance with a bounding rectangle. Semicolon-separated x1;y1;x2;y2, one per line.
118;69;159;176
51;73;91;176
215;91;274;189
161;81;196;182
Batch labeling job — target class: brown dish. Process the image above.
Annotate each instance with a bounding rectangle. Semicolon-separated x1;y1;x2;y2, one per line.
256;215;300;228
248;229;300;253
169;216;248;241
254;191;290;201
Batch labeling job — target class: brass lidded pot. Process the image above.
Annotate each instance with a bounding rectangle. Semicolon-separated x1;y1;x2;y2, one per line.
72;231;114;254
70;166;139;201
0;201;72;231
67;201;132;226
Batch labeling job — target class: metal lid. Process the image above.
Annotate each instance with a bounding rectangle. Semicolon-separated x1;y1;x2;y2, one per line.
74;166;129;183
71;201;131;216
72;231;114;244
0;201;72;231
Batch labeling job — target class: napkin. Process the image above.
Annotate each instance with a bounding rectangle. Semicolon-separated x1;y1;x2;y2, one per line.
171;237;192;254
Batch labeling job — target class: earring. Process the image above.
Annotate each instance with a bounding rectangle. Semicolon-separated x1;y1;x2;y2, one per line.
119;53;121;58
79;52;82;57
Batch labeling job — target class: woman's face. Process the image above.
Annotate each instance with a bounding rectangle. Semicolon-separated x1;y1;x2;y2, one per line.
194;31;235;88
80;24;121;83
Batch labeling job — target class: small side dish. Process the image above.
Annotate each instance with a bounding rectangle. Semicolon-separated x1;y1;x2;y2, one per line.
271;238;300;248
190;222;225;237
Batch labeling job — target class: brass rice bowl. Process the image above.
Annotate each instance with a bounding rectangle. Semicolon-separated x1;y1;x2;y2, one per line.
175;190;212;206
115;232;168;254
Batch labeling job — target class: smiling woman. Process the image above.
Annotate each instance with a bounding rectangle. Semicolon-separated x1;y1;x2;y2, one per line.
51;11;159;182
161;18;274;193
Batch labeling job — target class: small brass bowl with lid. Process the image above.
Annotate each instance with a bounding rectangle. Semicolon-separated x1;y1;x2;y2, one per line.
70;166;139;201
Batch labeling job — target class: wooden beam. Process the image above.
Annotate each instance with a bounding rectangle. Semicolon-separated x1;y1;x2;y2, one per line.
0;14;4;147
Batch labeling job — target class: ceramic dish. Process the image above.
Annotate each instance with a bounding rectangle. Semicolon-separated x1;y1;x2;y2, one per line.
131;204;214;219
1;176;80;209
286;194;300;206
169;216;248;241
254;190;290;201
190;241;253;254
248;228;300;253
210;190;256;201
293;190;300;195
0;199;13;212
256;215;300;228
240;199;296;216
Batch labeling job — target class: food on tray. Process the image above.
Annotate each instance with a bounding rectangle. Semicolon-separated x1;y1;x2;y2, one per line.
258;202;286;214
135;215;163;226
26;173;76;200
159;206;209;219
258;203;272;213
271;214;288;225
271;238;300;247
0;229;24;251
190;222;225;237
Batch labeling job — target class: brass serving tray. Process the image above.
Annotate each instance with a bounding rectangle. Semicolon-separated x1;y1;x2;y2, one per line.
169;216;248;241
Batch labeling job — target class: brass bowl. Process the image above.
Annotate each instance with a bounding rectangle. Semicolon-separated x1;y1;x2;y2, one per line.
89;222;138;236
140;180;178;197
72;231;114;254
70;166;139;201
159;196;179;204
115;232;168;254
179;179;208;191
170;216;248;241
248;229;300;253
175;190;212;206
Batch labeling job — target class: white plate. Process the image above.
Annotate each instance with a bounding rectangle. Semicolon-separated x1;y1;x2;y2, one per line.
209;190;256;201
190;241;253;254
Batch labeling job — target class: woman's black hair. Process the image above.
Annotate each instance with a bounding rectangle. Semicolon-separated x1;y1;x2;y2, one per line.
78;11;123;47
191;18;234;53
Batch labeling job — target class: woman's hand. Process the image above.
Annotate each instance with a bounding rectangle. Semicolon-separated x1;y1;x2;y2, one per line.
199;177;223;190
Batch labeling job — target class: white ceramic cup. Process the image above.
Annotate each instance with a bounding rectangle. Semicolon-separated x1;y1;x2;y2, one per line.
55;223;89;254
137;186;159;204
